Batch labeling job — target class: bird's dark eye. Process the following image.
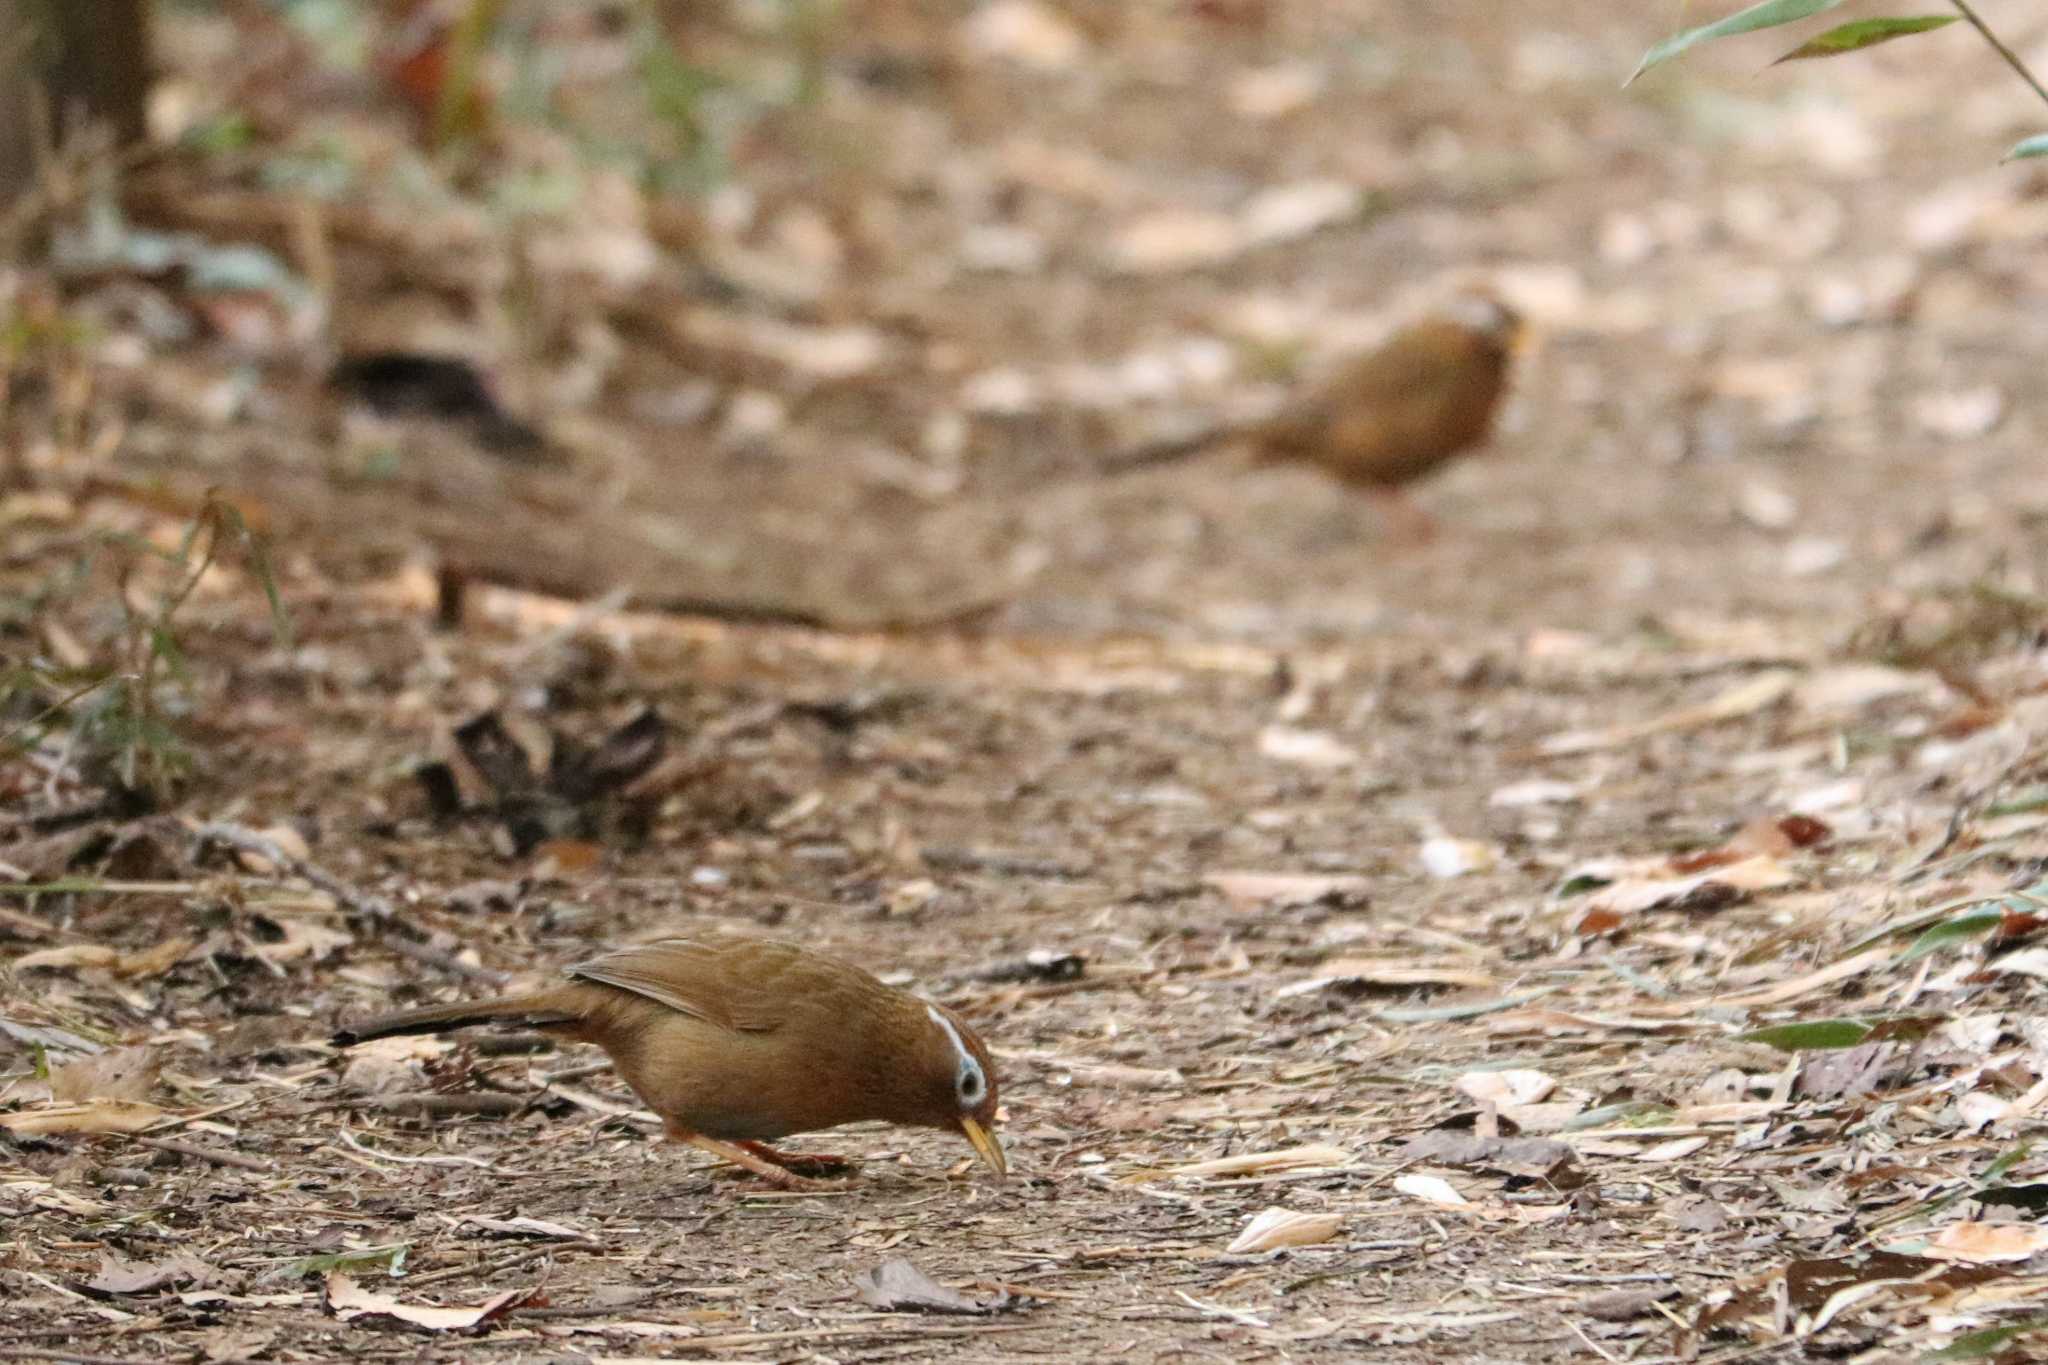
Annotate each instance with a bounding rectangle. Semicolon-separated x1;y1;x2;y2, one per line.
957;1062;985;1105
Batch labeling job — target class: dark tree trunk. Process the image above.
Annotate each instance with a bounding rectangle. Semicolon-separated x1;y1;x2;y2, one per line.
0;0;153;204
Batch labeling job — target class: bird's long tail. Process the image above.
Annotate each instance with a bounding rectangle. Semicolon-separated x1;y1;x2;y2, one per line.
1098;421;1244;476
331;993;582;1047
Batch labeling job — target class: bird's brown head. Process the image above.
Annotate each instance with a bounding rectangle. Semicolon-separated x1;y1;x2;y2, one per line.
911;1001;1006;1176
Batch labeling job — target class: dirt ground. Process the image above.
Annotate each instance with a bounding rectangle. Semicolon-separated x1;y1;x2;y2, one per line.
10;3;2048;1362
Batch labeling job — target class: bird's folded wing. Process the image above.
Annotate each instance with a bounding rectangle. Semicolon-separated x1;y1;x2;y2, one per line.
565;939;787;1033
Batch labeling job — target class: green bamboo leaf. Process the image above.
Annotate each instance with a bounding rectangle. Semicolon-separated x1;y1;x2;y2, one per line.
1897;907;2004;964
1926;1316;2048;1361
1773;16;1958;63
2006;133;2048;161
1736;1019;1872;1051
1563;1101;1675;1132
1629;0;1848;84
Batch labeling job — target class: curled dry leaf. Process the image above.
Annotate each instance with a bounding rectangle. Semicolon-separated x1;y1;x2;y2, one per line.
1226;1206;1345;1254
1922;1221;2048;1264
14;938;194;978
248;916;352;966
1204;871;1369;911
1393;1173;1469;1206
1454;1068;1556;1107
852;1258;1019;1316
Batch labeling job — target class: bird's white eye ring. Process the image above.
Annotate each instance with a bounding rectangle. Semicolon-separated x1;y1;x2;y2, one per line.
957;1060;985;1104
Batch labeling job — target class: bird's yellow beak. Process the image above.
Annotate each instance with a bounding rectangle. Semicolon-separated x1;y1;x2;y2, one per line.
959;1116;1007;1177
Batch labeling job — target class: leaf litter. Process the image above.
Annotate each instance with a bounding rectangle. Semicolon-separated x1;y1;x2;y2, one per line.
8;4;2048;1364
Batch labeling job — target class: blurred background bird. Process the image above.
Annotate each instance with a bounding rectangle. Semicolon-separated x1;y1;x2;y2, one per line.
1108;293;1526;538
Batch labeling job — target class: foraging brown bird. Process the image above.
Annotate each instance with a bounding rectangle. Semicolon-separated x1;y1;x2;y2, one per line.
1109;294;1524;532
331;935;1005;1189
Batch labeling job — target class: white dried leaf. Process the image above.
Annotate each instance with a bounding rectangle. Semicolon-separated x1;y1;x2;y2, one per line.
1988;948;2048;981
1913;385;2005;440
1488;779;1581;808
325;1274;532;1330
1637;1136;1710;1162
1239;181;1360;247
1105;209;1241;275
1205;872;1369;910
1956;1092;2010;1134
1418;837;1496;880
962;0;1086;71
1226;62;1324;120
1393;1173;1469;1206
1257;726;1359;769
1455;1069;1555;1107
1226;1207;1344;1254
1737;482;1797;531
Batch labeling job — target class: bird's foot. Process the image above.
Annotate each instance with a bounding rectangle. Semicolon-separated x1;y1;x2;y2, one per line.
736;1140;860;1179
668;1127;852;1190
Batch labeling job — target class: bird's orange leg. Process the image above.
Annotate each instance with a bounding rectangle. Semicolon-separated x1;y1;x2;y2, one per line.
735;1140;859;1178
664;1123;848;1189
1368;487;1440;545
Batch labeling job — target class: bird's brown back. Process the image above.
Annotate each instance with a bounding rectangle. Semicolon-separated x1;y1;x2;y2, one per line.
562;937;977;1142
1252;309;1518;489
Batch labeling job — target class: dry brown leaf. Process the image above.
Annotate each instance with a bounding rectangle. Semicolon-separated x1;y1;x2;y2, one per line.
89;1251;212;1295
1664;947;1892;1013
14;944;124;971
15;938;190;977
0;1099;165;1135
229;823;310;874
1139;1143;1352;1182
1226;1207;1345;1254
532;839;605;878
1488;1007;1699;1036
249;917;353;966
325;1273;536;1330
1538;670;1795;755
48;1047;158;1104
1580;856;1797;917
